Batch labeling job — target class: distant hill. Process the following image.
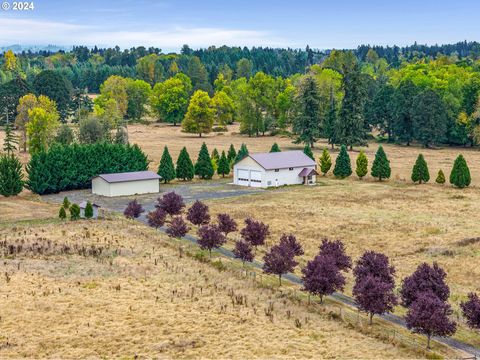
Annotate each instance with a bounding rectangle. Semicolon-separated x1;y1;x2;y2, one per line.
0;44;71;53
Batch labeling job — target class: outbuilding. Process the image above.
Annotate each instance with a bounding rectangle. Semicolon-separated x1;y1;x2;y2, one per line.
233;151;318;188
92;171;161;197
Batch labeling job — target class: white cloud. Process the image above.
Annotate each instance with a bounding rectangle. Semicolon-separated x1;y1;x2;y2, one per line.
0;17;288;50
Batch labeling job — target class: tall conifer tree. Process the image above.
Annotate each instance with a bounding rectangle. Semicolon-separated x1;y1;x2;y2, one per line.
333;145;352;178
158;146;176;183
176;147;195;181
371;146;391;181
195;142;214;179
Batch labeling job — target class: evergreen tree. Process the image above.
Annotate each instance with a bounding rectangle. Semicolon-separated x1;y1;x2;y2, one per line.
323;86;337;149
235;143;249;163
371;146;391;181
211;148;220;161
411;154;430;184
0;154;24;196
333;145;352;178
337;53;367;149
270;142;281;152
84;201;94;219
63;197;70;209
59;206;66;220
227;144;237;163
319;148;332;176
412;90;448;147
217;150;230;177
293;75;321;147
195;142;214;179
449;154;471;188
436;169;446;184
176;147;194;181
158;146;176;183
3;122;19;155
355;150;368;179
392;79;419;146
69;203;81;220
303;144;314;161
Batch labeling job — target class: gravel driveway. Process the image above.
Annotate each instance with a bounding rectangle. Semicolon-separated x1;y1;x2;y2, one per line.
41;180;264;216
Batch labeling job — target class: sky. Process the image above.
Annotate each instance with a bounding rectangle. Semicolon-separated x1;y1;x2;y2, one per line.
0;0;479;51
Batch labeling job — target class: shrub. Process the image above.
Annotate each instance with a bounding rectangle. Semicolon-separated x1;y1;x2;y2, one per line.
355;150;368;179
411;154;430;184
69;203;81;220
333;145;352;178
124;199;144;219
59;206;67;220
371;145;391;181
0;154;24;196
26;143;148;194
84;201;94;219
62;196;70;209
319;148;332;176
270;143;281;152
158;146;176;183
435;169;446;184
55;124;75;145
449;154;471;188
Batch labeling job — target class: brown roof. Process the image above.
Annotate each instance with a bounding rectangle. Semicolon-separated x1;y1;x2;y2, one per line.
247;151;316;170
95;171;161;183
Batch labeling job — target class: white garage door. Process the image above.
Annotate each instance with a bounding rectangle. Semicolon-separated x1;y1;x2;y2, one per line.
249;170;263;187
237;169;250;186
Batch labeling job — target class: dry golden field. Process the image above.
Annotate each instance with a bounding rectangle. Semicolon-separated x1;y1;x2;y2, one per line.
0;214;424;359
4;122;480;186
205;178;480;346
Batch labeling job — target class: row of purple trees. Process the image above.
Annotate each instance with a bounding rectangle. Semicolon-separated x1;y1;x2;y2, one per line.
124;193;480;349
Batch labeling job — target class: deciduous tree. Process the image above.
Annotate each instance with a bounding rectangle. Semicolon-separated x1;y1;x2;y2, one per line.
182;90;214;137
166;216;190;238
240;218;270;249
147;208;167;229
198;224;226;257
124;199;144;219
186;200;210;227
233;240;254;265
461;293;480;330
156;191;185;216
217;213;237;236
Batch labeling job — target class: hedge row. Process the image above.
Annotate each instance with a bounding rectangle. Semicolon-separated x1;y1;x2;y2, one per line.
26;143;149;195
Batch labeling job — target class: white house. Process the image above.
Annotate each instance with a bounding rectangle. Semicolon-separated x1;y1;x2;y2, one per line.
92;171;160;197
233;151;318;188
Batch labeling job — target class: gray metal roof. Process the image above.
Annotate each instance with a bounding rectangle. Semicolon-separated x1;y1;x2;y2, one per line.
248;151;316;170
79;201;100;208
95;171;160;184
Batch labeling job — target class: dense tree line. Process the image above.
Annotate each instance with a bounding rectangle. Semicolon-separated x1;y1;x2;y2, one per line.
26;142;148;194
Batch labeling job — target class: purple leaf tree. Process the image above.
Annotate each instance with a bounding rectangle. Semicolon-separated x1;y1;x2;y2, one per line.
217;213;238;237
146;208;167;229
186;200;210;227
166;216;190;238
400;262;450;307
197;224;226;258
353;251;397;324
233;240;254;266
263;240;298;286
461;293;480;330
123;199;145;219
301;254;346;303
318;238;352;271
279;234;304;257
405;291;457;349
240;218;270;249
156;192;185;216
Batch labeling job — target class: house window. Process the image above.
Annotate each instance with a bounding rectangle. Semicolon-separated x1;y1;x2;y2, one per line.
289;167;294;171
274;169;279;172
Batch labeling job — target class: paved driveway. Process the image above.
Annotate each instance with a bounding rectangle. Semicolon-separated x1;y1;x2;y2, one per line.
41;180;264;217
